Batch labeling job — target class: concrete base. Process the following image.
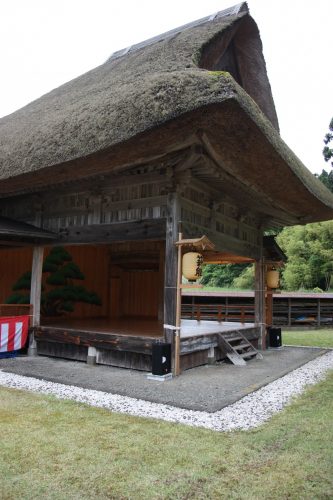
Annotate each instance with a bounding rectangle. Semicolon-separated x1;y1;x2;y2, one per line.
207;346;216;365
27;346;38;357
87;346;97;365
146;372;173;382
87;355;97;365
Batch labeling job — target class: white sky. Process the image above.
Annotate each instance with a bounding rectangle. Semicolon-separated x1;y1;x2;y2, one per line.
1;0;332;174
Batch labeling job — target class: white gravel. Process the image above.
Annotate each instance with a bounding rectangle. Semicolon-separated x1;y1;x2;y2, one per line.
1;351;333;432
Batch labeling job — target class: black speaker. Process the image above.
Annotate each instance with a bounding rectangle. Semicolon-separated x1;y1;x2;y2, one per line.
152;343;171;375
268;327;282;348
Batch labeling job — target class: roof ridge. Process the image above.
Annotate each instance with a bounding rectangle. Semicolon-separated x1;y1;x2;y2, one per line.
107;2;248;62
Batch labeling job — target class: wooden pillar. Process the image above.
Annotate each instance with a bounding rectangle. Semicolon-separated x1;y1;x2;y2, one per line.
158;242;165;322
317;298;321;327
163;193;180;349
288;298;291;326
28;246;44;356
266;289;273;327
254;257;266;350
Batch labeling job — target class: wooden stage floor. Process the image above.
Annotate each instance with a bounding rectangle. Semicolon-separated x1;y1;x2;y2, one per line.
41;317;253;339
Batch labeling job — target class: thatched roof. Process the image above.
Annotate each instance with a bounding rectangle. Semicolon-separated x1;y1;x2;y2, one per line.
1;2;333;224
0;2;277;183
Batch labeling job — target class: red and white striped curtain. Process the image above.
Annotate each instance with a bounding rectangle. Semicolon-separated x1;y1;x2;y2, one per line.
0;316;29;353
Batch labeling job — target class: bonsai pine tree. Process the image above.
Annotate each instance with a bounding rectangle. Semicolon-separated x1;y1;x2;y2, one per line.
5;271;32;305
6;247;101;316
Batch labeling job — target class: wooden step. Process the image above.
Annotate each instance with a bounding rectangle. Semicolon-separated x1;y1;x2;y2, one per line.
226;353;247;366
224;335;243;342
240;351;257;358
234;342;251;350
216;331;263;366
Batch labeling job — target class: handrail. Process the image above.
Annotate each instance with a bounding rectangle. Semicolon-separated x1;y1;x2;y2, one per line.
182;303;255;323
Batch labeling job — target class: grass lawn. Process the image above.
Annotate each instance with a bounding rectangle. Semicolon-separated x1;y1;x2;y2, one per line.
1;371;333;499
283;328;333;348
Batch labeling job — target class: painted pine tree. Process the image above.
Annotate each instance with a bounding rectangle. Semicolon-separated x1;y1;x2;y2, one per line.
6;247;101;316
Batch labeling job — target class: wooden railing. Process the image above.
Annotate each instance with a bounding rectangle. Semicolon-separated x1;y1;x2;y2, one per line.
182;304;255;323
182;293;333;326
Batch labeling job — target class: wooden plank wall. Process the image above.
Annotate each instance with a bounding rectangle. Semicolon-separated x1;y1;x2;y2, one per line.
1;242;163;320
0;247;33;303
0;245;109;318
121;270;159;317
66;245;109;318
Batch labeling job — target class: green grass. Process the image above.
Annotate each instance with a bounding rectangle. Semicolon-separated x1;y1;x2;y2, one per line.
283;328;333;348
1;372;333;499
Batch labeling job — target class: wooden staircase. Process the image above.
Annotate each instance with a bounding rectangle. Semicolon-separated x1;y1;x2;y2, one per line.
217;331;263;366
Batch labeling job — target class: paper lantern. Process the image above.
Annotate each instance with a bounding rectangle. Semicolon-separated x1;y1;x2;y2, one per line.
266;269;279;289
182;252;203;282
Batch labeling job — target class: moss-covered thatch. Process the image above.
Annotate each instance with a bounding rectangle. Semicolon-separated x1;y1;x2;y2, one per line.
0;3;273;181
0;2;333;223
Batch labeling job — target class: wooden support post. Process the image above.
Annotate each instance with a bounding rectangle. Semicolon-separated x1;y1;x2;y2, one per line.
317;299;321;327
28;246;44;356
174;231;182;376
266;289;273;327
158;242;165;322
255;257;266;350
164;193;180;372
218;305;222;322
288;298;292;326
241;307;245;324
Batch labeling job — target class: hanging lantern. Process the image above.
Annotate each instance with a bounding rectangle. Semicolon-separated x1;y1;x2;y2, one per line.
182;252;204;282
266;269;279;289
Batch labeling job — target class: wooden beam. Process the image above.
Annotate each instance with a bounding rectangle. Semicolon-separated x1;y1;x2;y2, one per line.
175;235;215;250
158;242;165;321
28;246;44;356
196;134;300;226
35;327;155;355
254;256;266;350
203;251;254;264
164;193;180;350
59;218;166;244
182;221;261;260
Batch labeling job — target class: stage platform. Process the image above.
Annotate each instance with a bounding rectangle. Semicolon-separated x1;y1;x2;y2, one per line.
35;317;259;371
40;317;254;338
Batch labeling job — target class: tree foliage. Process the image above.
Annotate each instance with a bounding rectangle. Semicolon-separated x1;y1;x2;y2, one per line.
6;247;101;316
232;265;254;289
315;169;333;193
277;222;333;291
201;263;251;289
323;117;333;167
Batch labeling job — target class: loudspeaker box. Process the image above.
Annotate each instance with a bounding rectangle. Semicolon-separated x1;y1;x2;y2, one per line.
152;343;171;375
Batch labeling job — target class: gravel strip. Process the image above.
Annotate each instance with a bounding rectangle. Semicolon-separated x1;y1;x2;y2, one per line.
1;351;333;432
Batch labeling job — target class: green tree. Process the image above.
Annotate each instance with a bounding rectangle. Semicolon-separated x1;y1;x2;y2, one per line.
232;265;254;289
277;222;333;291
6;247;101;316
201;263;249;288
315;169;333;193
323;117;333;167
